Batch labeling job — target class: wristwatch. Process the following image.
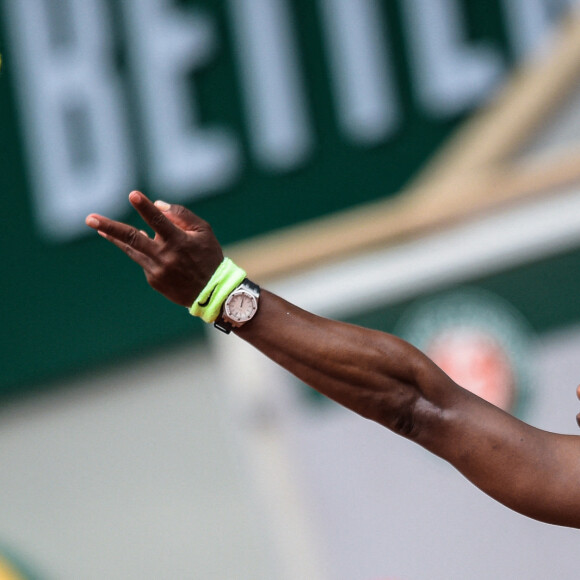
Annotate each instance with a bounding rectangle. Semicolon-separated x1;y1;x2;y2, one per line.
214;279;261;334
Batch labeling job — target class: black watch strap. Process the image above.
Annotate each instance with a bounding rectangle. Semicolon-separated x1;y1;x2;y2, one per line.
214;318;233;334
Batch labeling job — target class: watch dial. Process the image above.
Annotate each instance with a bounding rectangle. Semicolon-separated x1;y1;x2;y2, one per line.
226;292;258;322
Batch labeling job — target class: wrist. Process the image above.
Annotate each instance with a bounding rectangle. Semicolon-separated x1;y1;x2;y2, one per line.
189;258;247;323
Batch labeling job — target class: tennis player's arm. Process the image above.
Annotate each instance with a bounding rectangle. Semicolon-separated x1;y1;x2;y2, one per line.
87;193;580;529
236;290;580;528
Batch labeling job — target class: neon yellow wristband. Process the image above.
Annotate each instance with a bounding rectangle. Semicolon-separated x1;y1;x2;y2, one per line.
189;258;247;323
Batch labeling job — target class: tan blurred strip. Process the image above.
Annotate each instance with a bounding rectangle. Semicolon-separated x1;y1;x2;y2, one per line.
226;16;580;282
227;148;580;282
410;15;580;187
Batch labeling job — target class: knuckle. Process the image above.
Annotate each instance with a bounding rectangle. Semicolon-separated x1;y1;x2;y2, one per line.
125;228;139;247
173;205;187;217
159;247;186;273
151;212;167;229
161;252;179;269
199;218;212;232
146;267;164;288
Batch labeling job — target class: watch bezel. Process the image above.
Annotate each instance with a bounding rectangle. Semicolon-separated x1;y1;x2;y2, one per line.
223;288;259;324
214;279;261;334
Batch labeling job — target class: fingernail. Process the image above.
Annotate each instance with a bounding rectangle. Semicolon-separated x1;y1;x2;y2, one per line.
86;217;100;228
129;191;141;203
155;200;170;211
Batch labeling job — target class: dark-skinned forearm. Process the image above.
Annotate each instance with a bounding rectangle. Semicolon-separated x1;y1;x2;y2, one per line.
236;291;580;527
235;291;429;432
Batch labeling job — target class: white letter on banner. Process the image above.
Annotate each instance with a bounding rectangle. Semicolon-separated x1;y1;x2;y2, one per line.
227;0;313;170
502;0;571;61
123;0;240;199
3;0;134;240
318;0;399;144
402;0;505;116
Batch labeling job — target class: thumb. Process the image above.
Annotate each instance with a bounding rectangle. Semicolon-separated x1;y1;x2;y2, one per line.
154;201;208;232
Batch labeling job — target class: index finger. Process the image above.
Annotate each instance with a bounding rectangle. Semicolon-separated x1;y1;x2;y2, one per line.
129;191;178;239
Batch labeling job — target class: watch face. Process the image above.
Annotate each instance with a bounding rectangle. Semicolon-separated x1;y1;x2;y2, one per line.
224;290;258;323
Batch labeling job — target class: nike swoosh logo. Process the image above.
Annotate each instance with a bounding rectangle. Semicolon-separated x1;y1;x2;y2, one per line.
197;285;217;308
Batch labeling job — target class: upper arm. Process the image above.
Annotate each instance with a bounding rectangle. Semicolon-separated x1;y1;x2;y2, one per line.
420;374;580;527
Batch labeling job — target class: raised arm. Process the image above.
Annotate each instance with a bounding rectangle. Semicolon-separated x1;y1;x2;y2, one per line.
87;192;580;528
237;291;580;527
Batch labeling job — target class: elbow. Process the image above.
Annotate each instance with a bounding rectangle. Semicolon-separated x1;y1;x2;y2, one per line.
365;380;439;441
347;337;450;443
369;391;446;450
365;359;448;443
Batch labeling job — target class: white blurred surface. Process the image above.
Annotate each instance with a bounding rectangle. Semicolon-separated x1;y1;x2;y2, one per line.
0;342;279;580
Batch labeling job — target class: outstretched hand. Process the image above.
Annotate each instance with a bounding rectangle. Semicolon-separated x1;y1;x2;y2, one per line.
86;191;224;307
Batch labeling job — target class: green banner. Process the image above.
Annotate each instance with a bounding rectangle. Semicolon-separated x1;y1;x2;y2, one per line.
0;0;571;396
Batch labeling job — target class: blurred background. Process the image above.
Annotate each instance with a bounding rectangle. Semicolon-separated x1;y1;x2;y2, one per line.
2;1;580;578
